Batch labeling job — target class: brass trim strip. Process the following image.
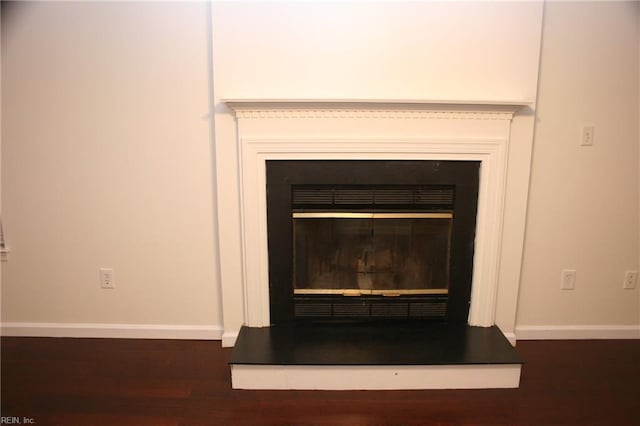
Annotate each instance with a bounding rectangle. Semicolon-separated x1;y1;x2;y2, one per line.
292;212;453;219
294;289;449;296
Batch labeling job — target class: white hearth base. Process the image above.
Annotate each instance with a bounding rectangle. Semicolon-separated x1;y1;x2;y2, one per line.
231;364;522;390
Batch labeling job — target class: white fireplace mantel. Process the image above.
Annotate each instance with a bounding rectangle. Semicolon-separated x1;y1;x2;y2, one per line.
216;99;531;347
223;99;528;119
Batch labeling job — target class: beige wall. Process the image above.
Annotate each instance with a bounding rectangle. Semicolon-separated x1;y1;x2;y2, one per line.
517;2;640;330
1;2;221;332
1;1;638;338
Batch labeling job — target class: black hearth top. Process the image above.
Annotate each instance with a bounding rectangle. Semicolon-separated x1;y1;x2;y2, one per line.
229;323;522;366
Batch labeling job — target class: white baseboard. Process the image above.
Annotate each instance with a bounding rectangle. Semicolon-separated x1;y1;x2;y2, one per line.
502;331;517;346
231;364;521;390
515;325;640;340
1;322;223;340
222;330;239;347
12;323;635;342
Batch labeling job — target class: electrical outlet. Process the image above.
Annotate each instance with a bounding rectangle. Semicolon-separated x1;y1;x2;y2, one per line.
623;271;637;289
581;125;595;146
561;269;576;290
100;268;115;289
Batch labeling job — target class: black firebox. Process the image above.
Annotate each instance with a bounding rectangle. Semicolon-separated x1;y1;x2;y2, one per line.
266;160;479;324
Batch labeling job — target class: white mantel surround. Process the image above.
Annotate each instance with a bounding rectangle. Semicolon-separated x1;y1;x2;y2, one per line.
218;99;532;347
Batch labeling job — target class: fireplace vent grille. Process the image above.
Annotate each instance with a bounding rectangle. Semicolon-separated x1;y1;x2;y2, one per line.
292;186;454;209
294;297;447;320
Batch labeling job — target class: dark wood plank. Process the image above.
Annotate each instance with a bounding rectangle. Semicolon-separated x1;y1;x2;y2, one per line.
230;323;522;365
2;337;639;425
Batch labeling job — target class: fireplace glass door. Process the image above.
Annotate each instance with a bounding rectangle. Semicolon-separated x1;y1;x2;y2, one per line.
293;213;452;297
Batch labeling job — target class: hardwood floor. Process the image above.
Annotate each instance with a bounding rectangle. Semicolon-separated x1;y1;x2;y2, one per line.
2;337;639;425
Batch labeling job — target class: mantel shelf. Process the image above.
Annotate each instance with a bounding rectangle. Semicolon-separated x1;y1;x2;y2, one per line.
222;98;532;114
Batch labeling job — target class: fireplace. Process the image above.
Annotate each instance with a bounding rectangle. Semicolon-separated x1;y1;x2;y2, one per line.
222;100;528;389
266;160;479;324
219;100;528;347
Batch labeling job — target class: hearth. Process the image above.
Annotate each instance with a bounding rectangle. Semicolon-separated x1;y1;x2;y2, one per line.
266;160;479;324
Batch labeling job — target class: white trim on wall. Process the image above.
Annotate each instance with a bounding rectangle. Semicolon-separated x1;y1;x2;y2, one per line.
222;331;240;347
241;137;508;329
502;332;517;346
1;322;223;340
516;325;640;340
